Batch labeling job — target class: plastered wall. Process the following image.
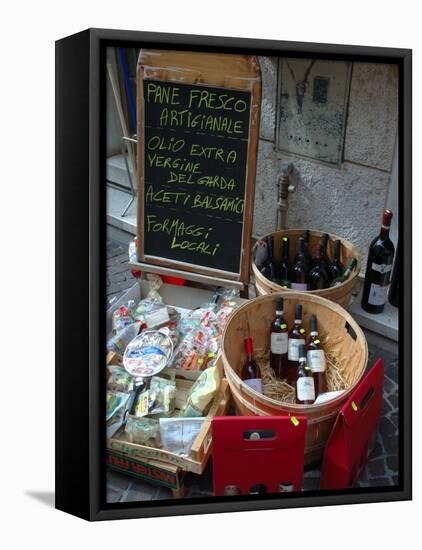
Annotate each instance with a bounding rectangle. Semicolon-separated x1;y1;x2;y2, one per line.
254;57;399;268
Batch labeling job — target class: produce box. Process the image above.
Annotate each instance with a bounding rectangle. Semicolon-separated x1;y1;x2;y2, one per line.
106;279;241;474
107;374;231;474
106;450;186;498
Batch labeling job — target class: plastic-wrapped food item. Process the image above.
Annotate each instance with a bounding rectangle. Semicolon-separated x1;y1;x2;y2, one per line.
125;415;160;445
107;321;141;355
205;335;221;369
132;389;150;417
123;330;173;377
107;391;130;421
133;297;163;322
106;391;131;438
177;305;216;339
180;366;221;417
131;376;176;417
107;366;134;393
149;376;176;415
159;417;204;456
158;322;179;349
112;302;136;334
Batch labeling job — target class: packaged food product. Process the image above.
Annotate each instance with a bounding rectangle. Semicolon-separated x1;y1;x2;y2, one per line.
106;391;131;438
112;301;136;334
125;415;160;445
107;366;134;393
107;391;129;421
180;366;220;417
132;389;150;417
205;335;221;369
158;322;179;349
123;330;173;377
159;417;205;456
107;321;141;354
149;376;176;415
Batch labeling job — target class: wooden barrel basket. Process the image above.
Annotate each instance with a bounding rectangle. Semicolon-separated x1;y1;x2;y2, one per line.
252;229;361;309
222;292;368;465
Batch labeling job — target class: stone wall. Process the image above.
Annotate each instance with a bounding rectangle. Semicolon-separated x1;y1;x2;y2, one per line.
254;57;399;269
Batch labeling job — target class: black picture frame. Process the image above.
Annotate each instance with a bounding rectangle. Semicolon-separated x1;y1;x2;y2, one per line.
55;28;412;521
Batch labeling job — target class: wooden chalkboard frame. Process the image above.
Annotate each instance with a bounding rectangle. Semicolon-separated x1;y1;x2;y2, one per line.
135;50;261;289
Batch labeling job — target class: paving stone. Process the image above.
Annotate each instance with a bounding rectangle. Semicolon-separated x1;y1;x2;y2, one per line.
385;363;399;384
387;455;399;472
379;416;396;438
123;481;159;502
108;263;130;275
383;376;396;395
367;477;394;487
369;440;384;460
382;399;393;414
106;471;131;492
387;392;398;410
303;477;320;491
383;435;399;456
154;486;174;500
110;272;129;284
106;487;122;503
368;458;387;477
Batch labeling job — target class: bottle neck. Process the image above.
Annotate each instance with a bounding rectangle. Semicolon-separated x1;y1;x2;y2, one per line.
247;352;253;362
380;224;391;239
276;309;283;318
310;330;318;338
294;319;302;327
334;241;341;260
267;239;274;258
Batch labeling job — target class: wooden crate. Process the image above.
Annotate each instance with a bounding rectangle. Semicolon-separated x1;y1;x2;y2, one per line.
252;229;361;309
107;374;231;475
107;450;186;499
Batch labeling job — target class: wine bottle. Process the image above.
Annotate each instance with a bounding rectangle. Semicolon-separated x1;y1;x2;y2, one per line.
290;238;309;291
279;237;291;287
328;240;344;283
270;297;288;379
331;257;357;287
242;338;262;393
361;209;395;314
301;229;312;269
306;315;327;397
388;243;399;308
260;236;280;284
295;344;316;405
287;304;306;384
312;233;329;269
309;244;329;290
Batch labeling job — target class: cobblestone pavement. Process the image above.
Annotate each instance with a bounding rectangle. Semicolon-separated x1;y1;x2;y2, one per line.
106;240;399;502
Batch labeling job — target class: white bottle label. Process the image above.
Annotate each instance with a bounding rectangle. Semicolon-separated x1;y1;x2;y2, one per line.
368;283;389;306
271;332;288;354
296;377;315;402
244;378;263;393
307;349;326;373
288;338;306;361
371;262;392;274
290;282;308;291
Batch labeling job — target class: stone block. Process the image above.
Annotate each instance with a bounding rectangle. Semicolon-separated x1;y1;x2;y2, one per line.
344;63;398;171
258;56;278;142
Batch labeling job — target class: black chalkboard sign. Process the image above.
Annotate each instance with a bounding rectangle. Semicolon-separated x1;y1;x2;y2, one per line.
141;79;251;275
